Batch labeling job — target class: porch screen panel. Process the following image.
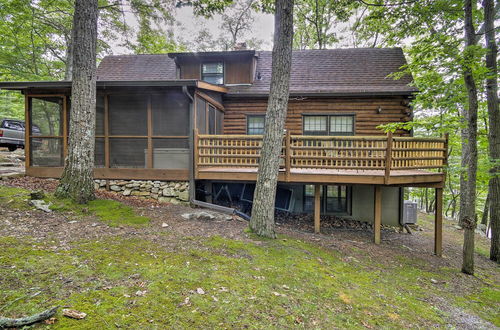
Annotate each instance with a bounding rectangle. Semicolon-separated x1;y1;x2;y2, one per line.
196;98;206;134
95;138;105;168
110;138;147;168
95;95;105;135
30;137;63;166
152;92;189;136
108;94;147;135
30;97;63;136
29;97;64;167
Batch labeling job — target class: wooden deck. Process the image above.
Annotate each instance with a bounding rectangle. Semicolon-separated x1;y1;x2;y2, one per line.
194;132;448;187
196;167;444;186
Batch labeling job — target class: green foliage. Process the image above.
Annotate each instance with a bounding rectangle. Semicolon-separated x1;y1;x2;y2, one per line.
293;0;356;49
355;0;494;220
0;91;23;119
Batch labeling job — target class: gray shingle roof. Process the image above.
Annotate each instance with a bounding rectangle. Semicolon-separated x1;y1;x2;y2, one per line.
97;54;177;81
96;48;417;96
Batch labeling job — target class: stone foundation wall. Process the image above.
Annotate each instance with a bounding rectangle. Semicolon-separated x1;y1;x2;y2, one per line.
94;180;189;204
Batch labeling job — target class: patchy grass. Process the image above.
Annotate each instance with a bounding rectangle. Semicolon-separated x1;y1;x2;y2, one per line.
49;198;150;227
418;212;492;259
0;184;33;210
0;184;498;328
2;232;497;329
0;184;149;226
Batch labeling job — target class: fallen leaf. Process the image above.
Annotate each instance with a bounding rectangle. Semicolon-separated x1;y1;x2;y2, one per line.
62;309;87;319
44;317;57;325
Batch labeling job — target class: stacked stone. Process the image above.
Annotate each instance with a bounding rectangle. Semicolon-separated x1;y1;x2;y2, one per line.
94;180;189;204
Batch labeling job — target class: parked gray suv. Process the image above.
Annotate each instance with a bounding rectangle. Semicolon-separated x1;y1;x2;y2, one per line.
0;119;41;151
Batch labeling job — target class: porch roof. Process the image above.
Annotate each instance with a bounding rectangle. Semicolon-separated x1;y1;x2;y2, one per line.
0;80;227;93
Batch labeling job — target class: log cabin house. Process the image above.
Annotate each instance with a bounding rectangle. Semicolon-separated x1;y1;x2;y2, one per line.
0;48;447;254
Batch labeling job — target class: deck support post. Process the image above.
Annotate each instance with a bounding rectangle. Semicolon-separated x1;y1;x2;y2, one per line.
434;187;443;256
374;185;382;244
314;184;321;234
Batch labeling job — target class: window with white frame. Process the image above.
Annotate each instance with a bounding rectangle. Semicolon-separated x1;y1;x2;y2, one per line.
303;116;328;135
202;62;224;85
303;115;354;136
247;115;265;135
330;116;354;135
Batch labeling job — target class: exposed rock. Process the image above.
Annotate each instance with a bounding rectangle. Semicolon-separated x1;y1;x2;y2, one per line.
162;188;176;197
122;189;131;196
158;197;171;203
110;185;121;192
29;199;52;213
182;211;216;221
131;191;150;197
178;191;189;202
30;190;45;200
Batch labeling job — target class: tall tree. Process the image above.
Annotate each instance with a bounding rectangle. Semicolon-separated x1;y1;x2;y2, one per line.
460;0;479;275
483;0;500;263
55;0;99;204
293;0;354;49
249;0;294;238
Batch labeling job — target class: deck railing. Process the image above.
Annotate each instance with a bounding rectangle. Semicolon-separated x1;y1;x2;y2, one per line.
195;131;448;183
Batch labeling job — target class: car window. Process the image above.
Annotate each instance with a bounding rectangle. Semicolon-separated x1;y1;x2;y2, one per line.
3;120;24;131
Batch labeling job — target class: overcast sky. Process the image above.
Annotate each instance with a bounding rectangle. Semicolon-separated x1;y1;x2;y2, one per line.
113;5;275;54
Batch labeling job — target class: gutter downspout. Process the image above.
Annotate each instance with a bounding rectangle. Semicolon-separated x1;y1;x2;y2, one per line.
182;85;250;221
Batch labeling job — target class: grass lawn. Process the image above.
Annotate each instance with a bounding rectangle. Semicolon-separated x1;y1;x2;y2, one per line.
0;183;498;328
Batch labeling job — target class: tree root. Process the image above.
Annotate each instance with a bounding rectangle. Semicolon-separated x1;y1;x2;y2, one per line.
0;306;58;328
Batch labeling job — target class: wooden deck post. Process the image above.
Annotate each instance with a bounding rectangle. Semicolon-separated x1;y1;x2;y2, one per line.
314;184;321;234
285;130;291;182
24;95;30;169
384;131;393;184
194;129;199;179
434;187;443;256
374;185;382;244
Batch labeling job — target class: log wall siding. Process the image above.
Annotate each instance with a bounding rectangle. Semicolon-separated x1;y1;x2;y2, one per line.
222;97;412;136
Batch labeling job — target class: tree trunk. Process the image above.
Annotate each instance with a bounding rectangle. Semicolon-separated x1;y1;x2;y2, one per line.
461;0;479;275
484;0;500;263
64;28;75;81
249;0;294;238
55;0;98;204
481;188;490;226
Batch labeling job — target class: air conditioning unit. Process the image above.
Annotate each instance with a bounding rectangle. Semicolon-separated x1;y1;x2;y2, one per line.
402;200;418;224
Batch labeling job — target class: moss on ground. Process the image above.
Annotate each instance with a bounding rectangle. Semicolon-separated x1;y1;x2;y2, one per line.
3;233;495;329
0;184;498;328
0;184;149;226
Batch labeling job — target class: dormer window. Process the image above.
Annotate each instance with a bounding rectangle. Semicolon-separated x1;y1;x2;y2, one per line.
202;62;224;85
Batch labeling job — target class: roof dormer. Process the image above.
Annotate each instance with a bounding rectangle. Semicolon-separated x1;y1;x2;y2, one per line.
168;50;257;86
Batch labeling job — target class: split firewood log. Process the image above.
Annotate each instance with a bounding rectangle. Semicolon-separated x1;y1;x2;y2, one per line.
0;306;58;328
